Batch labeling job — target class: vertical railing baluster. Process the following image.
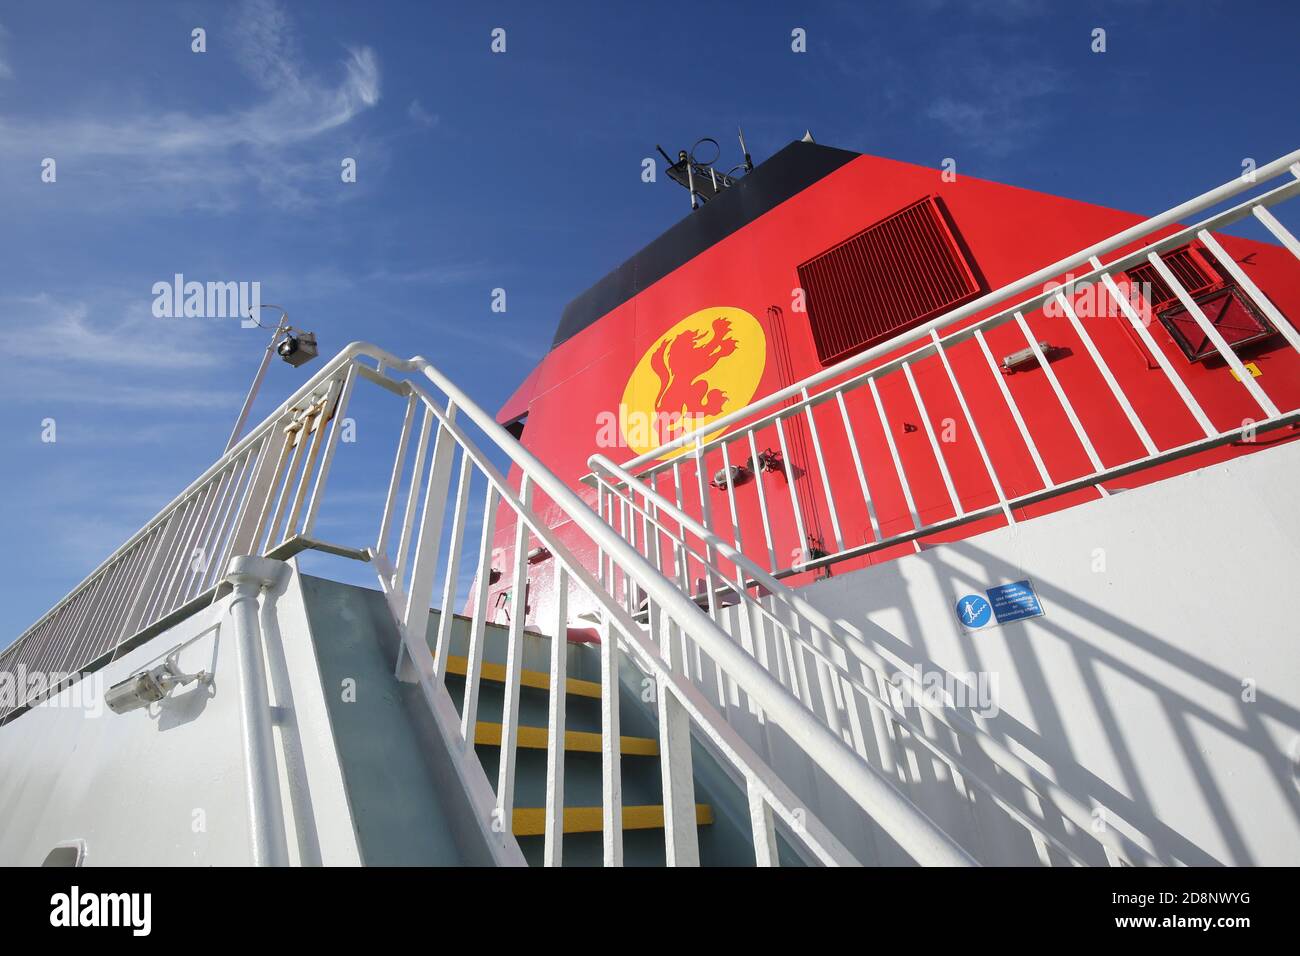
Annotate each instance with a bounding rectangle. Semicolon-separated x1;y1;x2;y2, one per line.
377;391;418;556
432;453;474;683
393;405;434;592
834;391;882;542
595;481;608;590
1012;311;1110;489
720;441;761;710
801;388;845;553
973;328;1055;489
118;507;186;642
265;410;313;548
928;331;1012;523
1197;232;1300;358
647;472;666;579
459;484;500;745
1252;204;1300;261
670;460;691;591
901;360;963;518
402;402;459;640
197;448;256;596
1054;292;1158;456
693;437;721;619
656;608;701;866
599;612;624;866
626;482;642;613
184;457;241;603
149;490;208;621
773;415;810;568
543;563;569;866
745;428;779;572
1092;258;1217;439
302;364;360;536
868;376;922;533
1146;252;1280;418
617;494;632;613
495;478;533;845
693;438;730;709
639;474;658;583
747;781;779;867
229;428;289;561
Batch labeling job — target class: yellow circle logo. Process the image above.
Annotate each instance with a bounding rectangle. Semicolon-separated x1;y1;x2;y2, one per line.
619;306;766;458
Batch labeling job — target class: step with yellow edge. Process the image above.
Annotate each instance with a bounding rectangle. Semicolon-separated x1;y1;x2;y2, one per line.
474;721;658;756
512;804;714;837
445;654;601;699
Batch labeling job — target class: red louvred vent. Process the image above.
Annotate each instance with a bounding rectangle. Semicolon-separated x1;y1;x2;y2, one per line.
1125;244;1219;309
797;196;981;365
1124;241;1277;362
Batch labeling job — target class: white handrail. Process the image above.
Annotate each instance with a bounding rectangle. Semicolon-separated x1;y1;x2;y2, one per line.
618;146;1300;469
589;450;1161;866
389;351;977;866
3;343;380;656
4;341;977;865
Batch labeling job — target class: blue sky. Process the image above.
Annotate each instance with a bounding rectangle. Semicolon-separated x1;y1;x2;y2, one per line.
1;0;1297;644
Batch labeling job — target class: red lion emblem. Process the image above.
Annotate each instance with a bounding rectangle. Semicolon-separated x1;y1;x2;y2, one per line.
649;317;739;441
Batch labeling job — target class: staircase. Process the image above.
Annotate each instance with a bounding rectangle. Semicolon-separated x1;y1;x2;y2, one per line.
431;610;797;865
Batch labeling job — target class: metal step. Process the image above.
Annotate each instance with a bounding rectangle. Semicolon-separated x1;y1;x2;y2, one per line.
473;721;658;756
443;653;601;699
512;804;713;836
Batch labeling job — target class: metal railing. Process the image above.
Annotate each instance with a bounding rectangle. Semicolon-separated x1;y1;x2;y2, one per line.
589;451;1161;866
0;349;364;723
374;350;973;866
593;149;1300;586
0;342;975;866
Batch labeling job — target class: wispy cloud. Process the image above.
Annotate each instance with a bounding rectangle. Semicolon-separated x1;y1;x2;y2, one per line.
924;44;1064;156
408;99;438;129
0;293;228;370
0;22;12;81
0;0;381;211
0;292;241;409
0;363;243;410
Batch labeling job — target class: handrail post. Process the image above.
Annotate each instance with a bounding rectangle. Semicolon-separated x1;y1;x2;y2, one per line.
223;555;290;867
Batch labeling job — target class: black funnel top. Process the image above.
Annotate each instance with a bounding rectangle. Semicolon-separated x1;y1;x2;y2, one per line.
551;140;859;348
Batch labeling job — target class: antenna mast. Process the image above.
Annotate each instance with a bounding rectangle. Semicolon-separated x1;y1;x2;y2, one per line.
655;128;755;211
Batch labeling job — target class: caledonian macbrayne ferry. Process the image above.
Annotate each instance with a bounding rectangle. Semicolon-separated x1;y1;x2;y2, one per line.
3;134;1299;867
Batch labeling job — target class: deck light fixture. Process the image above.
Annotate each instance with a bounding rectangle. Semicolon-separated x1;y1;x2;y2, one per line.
224;305;319;452
104;646;212;715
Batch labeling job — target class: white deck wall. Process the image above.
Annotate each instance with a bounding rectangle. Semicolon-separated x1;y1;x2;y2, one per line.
700;441;1300;865
0;561;361;866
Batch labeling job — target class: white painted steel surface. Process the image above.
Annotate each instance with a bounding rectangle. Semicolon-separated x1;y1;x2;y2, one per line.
0;560;362;866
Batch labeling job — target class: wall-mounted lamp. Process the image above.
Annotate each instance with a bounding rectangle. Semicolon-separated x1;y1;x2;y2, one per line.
104;646;212;715
1002;341;1057;374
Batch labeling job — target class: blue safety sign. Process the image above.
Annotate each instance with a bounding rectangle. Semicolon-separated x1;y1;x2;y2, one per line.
986;580;1043;624
955;594;992;629
956;580;1044;630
